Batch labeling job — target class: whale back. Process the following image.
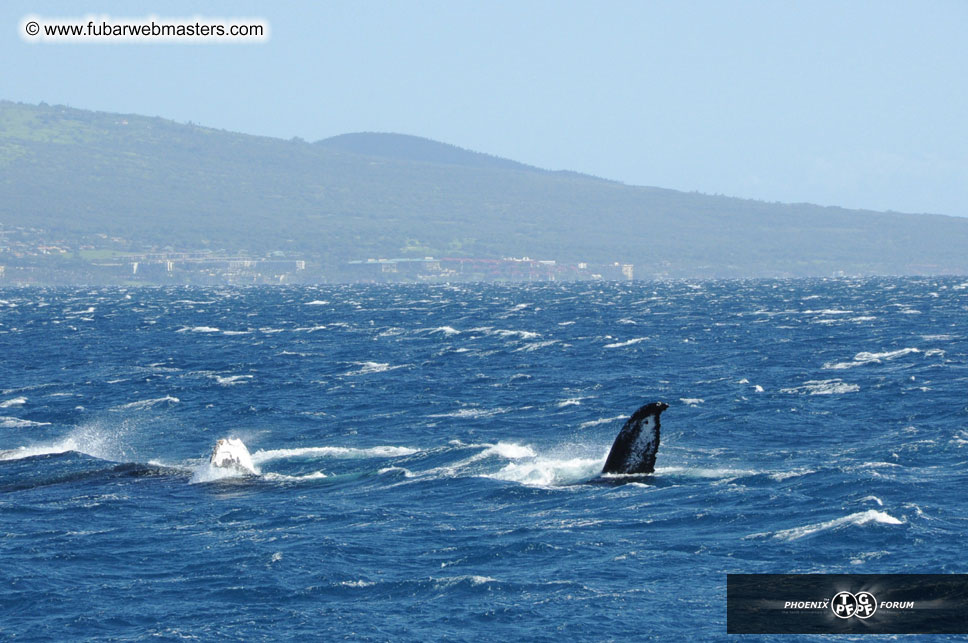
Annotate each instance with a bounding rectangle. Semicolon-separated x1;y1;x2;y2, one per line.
601;402;668;475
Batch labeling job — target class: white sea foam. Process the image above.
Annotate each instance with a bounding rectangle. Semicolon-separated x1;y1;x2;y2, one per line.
557;398;583;408
679;398;704;406
0;421;135;462
176;326;221;333
603;337;649;349
578;415;626;429
113;396;180;410
768;468;815;481
514;340;559;352
654;466;759;479
0;396;27;408
491;328;540;340
251;445;418;464
190;462;256;484
824;347;920;369
212;374;253;386
305;300;330;306
430;326;461;336
343;362;406;376
487;454;602;487
429;407;510;419
757;510;903;541
262;471;328;482
0;416;50;429
780;379;859;395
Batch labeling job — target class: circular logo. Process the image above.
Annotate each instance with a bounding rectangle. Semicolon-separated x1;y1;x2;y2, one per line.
832;591;857;618
832;591;877;619
854;591;877;619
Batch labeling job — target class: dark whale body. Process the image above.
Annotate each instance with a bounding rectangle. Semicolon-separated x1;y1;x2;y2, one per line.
601;402;669;475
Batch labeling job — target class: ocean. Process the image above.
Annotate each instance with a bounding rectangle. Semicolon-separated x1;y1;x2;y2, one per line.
1;278;966;640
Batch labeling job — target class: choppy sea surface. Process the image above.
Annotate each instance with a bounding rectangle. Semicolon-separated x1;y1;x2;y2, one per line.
1;278;967;640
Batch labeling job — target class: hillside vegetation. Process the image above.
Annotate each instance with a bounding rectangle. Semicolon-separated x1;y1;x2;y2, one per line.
2;100;967;279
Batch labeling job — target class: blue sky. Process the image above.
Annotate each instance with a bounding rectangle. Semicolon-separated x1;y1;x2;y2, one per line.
4;0;967;216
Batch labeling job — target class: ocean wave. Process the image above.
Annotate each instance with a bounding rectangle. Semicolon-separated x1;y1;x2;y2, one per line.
578;415;625;429
603;337;649;349
750;510;903;541
212;374;253;386
514;340;559;352
262;471;328;482
176;326;221;333
824;347;920;369
291;325;328;333
429;407;510;419
0;396;27;408
428;326;461;336
113;396;180;410
251;445;418;464
488;328;541;340
487;454;602;487
0;416;51;429
343;362;406;376
780;379;859;395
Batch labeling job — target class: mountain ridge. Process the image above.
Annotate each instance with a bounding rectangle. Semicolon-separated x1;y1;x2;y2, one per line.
1;100;967;282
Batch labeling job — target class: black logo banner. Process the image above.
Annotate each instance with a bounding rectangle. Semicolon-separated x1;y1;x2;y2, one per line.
727;574;968;634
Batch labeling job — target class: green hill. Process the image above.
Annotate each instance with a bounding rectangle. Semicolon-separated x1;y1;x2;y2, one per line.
1;99;967;281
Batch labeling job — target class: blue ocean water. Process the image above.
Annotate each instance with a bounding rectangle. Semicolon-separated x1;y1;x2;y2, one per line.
1;278;966;640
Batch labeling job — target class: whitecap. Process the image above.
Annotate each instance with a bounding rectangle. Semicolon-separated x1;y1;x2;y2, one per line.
804;309;854;315
113;396;180;410
824;347;920;369
758;510;903;541
0;416;51;429
176;326;220;333
262;471;328;482
251;445;418;464
514;340;559;352
578;415;625;429
429;407;510;419
343;362;406;376
0;396;27;408
780;379;859;395
679;398;704;406
604;337;649;349
487;454;601;487
212;374;253;386
768;468;815;481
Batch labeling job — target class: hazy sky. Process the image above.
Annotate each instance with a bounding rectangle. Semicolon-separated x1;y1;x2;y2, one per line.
4;0;967;217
